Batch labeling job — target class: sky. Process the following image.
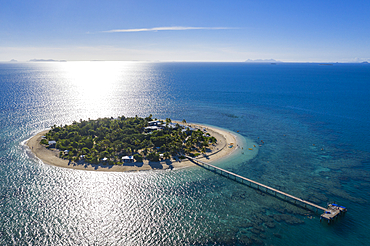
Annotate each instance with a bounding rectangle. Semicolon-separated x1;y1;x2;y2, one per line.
1;0;369;62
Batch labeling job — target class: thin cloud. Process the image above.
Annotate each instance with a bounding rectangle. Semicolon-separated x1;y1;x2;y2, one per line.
104;26;236;33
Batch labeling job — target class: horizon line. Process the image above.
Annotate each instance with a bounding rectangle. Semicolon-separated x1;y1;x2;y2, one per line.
2;59;369;64
103;26;237;33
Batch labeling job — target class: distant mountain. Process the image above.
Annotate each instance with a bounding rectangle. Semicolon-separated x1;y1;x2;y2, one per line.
29;59;67;62
245;59;282;63
9;59;18;62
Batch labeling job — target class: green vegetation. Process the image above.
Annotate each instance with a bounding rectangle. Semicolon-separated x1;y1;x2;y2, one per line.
40;139;48;145
41;115;217;165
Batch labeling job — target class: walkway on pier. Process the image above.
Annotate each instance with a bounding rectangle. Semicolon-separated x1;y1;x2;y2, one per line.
185;155;327;212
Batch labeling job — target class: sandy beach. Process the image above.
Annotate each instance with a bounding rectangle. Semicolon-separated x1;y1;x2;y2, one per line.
26;123;257;172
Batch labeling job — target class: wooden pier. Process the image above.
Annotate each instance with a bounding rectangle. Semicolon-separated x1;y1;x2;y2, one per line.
185;155;346;223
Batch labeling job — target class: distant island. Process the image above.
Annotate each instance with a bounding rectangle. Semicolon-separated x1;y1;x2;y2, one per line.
29;59;67;62
26;116;243;171
245;59;282;63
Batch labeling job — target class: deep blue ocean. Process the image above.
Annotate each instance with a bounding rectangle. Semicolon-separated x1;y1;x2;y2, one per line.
0;61;369;245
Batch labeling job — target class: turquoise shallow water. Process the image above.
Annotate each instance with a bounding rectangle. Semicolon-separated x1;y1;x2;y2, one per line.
0;62;370;245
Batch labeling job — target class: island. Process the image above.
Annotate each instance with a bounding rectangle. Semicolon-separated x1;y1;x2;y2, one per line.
26;115;243;172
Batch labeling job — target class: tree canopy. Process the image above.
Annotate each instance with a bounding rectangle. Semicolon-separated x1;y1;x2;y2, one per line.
42;116;217;165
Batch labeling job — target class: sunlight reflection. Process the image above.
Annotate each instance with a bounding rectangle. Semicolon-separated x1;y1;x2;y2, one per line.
56;61;152;119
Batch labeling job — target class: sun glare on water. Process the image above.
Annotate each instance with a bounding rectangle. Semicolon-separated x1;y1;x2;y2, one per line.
55;61;152;119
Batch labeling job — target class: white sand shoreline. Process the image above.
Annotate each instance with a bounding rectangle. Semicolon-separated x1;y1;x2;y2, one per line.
25;123;258;172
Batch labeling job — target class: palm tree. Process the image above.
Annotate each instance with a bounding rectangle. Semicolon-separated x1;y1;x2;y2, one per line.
164;152;171;159
201;146;206;154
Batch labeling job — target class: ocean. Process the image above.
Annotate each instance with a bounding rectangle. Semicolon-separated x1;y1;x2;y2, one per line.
0;61;369;245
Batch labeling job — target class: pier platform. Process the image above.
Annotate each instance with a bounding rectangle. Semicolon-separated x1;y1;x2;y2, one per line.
320;204;347;223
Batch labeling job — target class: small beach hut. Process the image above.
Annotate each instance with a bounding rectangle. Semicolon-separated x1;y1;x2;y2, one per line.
48;140;56;147
122;156;134;163
148;120;161;126
182;126;195;135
